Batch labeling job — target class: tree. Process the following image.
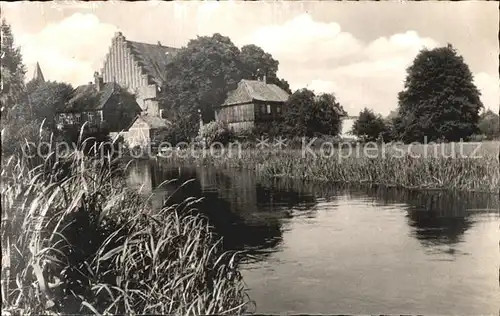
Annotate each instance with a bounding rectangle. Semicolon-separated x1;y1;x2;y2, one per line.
239;44;278;81
0;18;37;157
26;80;74;129
352;108;390;142
395;44;483;143
239;44;291;94
160;33;242;140
478;109;500;139
1;19;26;113
281;89;343;137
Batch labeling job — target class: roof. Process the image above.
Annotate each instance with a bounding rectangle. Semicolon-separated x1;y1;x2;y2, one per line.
61;82;116;113
221;79;290;107
125;39;178;86
32;62;45;83
130;114;171;130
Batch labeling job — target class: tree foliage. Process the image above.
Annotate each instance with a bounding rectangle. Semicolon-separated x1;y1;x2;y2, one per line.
394;44;483;143
239;44;291;93
198;120;233;146
478;109;500;140
281;89;344;137
1;19;26;112
25;80;74;129
160;33;242;139
352;108;390;142
0;18;37;157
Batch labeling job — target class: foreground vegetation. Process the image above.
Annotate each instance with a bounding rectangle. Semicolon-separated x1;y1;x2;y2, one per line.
1;135;252;315
159;141;499;193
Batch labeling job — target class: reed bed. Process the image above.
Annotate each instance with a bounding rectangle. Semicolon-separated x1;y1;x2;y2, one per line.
1;133;252;315
160;142;499;193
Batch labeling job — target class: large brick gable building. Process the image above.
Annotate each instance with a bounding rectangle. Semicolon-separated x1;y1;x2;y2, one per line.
99;31;178;118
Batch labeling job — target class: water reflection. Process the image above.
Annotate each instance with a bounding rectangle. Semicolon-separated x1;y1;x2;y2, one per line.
329;185;498;253
127;160;499;261
126;160;319;260
127;161;499;313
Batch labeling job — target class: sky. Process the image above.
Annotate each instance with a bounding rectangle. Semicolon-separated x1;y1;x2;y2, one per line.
2;1;498;116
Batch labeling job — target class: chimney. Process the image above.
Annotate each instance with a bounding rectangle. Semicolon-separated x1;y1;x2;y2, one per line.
157;41;162;46
94;71;104;92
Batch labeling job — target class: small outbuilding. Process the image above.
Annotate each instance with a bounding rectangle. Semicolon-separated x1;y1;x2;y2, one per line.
214;78;290;132
124;114;171;148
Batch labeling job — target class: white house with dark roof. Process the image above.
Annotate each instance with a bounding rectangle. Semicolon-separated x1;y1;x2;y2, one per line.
215;78;290;132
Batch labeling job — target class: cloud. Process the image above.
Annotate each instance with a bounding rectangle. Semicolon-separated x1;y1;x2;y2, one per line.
248;13;500;116
16;13;118;86
248;13;363;65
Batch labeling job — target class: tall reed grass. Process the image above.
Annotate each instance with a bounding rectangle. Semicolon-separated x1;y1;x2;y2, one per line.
1;130;252;315
160;144;499;193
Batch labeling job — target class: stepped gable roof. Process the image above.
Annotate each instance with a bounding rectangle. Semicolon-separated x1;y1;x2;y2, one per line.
222;79;290;107
119;33;178;86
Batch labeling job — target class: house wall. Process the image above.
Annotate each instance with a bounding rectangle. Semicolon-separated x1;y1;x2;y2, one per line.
102;92;142;132
254;101;284;122
56;111;104;129
124;120;151;148
215;102;255;132
101;32;161;117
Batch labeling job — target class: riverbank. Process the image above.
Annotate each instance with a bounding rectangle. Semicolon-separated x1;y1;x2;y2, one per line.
157;141;499;193
1;145;252;314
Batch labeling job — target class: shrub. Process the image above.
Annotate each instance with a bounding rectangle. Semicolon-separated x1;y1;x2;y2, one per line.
199;121;234;146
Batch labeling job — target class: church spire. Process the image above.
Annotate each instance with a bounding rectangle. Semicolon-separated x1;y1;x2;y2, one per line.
33;62;45;83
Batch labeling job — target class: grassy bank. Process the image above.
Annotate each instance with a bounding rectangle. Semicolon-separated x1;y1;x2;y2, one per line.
1;137;252;314
159;141;499;193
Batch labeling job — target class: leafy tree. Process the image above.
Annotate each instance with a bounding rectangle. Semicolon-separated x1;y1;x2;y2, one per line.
395;44;483;143
478;109;500;139
162;108;200;144
1;19;26;113
0;18;37;157
281;89;343;137
239;44;291;94
239;44;278;81
386;110;398;121
1;105;47;157
160;33;242;140
26;80;74;129
352;108;390;142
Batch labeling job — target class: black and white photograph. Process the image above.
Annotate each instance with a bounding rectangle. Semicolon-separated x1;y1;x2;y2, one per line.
1;1;498;315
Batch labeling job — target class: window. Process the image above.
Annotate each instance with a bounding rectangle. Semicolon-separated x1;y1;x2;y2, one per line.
87;112;95;124
260;104;266;114
74;113;81;124
276;105;281;114
266;104;271;114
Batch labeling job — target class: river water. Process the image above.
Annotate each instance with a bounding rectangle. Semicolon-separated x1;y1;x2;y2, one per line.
127;160;499;315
